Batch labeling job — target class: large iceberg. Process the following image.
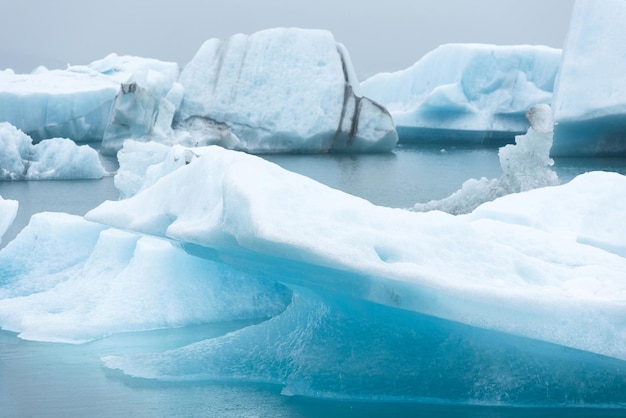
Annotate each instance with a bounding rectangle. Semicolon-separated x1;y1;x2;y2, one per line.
85;147;626;361
551;0;626;156
2;145;626;403
0;122;105;180
174;28;397;153
361;44;561;145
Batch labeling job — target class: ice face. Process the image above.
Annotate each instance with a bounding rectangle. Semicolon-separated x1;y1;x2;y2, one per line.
175;28;397;153
361;44;561;144
96;54;182;154
551;0;626;156
86;146;626;360
0;122;105;180
0;195;18;245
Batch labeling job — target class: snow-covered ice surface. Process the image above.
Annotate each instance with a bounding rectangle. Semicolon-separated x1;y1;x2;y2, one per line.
175;28;397;153
412;104;559;214
551;0;626;156
0;122;105;180
361;44;560;145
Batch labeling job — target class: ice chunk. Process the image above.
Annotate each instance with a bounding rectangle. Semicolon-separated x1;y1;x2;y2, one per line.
114;140;207;199
94;54;182;154
412;104;558;214
551;0;626;156
175;28;397;153
0;122;105;180
361;44;561;144
87;146;626;360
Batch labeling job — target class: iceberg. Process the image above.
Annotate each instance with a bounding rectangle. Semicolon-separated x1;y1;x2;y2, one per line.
412;104;559;214
0;66;118;142
361;44;561;145
0;54;181;153
85;146;626;361
2;144;626;403
551;0;626;156
174;28;397;153
0;122;105;180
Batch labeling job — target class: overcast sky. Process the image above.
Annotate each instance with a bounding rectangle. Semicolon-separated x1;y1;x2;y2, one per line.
1;0;575;80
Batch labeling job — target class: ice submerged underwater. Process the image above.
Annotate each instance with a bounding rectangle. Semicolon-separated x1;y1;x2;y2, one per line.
2;104;626;406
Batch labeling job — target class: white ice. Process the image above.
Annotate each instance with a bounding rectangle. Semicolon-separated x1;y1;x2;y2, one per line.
0;54;181;153
412;104;559;214
83;145;626;360
175;28;397;153
552;0;626;122
0;122;105;180
361;44;560;137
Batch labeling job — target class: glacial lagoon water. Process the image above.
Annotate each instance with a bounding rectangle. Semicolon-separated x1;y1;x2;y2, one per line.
2;144;626;417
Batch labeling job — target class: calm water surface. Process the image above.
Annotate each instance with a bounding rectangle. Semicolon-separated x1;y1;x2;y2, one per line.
1;145;626;417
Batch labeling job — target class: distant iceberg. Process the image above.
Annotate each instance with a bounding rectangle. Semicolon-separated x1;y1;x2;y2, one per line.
0;29;396;155
551;0;626;156
0;54;181;154
361;44;561;146
0;122;105;180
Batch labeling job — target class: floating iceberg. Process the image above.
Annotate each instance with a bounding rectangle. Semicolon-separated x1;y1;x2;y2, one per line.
0;54;181;153
2;144;626;403
361;44;561;145
0;66;117;142
175;28;397;153
0;122;105;180
551;0;626;156
412;104;559;214
85;146;626;361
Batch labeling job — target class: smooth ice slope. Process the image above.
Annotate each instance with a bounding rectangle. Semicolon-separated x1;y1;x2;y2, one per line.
0;55;181;152
0;122;105;180
551;0;626;156
87;146;626;360
175;28;397;153
361;44;561;144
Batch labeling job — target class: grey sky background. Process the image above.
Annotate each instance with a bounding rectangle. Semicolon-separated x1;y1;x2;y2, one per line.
1;0;575;80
